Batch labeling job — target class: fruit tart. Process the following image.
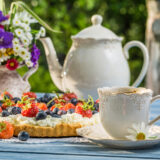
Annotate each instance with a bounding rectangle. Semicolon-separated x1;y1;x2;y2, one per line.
0;92;100;137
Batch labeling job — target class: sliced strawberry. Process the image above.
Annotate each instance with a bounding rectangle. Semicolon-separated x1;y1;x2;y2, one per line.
21;103;39;117
36;103;47;111
64;103;75;111
23;92;37;99
50;105;56;111
0;121;14;139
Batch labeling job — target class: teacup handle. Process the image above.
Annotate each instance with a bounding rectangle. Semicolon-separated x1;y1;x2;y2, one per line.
148;95;160;125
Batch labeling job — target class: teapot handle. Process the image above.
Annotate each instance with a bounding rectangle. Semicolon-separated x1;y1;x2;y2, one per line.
22;63;39;82
123;41;149;87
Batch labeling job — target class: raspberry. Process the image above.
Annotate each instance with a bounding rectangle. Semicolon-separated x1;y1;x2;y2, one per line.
62;93;77;101
0;121;14;139
21;103;39;117
36;103;48;111
64;103;75;111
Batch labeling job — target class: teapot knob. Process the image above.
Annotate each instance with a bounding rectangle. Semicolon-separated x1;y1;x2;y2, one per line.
91;14;103;25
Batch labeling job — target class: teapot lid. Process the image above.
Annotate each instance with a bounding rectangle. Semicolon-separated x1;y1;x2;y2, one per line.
71;14;122;41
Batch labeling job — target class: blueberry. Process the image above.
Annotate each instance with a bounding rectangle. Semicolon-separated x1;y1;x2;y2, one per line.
93;103;99;111
36;111;47;120
57;110;67;115
11;107;21;115
18;131;30;141
45;110;52;115
52;108;59;114
67;109;75;114
92;110;98;115
12;97;21;103
50;113;61;118
2;110;10;117
70;98;78;105
44;93;50;98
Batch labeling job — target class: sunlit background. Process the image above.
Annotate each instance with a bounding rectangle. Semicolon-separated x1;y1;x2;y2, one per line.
8;0;147;93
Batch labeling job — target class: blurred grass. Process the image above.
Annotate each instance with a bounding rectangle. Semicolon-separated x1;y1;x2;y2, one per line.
8;0;147;92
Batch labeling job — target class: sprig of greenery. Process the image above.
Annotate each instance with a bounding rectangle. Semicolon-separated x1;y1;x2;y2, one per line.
10;1;61;33
81;95;95;111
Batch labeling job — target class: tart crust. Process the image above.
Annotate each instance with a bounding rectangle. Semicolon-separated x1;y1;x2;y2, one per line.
13;123;82;137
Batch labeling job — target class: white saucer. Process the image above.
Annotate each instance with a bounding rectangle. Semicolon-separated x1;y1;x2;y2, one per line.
77;124;160;149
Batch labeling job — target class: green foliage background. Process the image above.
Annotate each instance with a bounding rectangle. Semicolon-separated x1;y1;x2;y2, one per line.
8;0;147;93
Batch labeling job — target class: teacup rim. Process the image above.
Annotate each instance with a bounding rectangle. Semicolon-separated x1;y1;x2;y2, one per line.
98;87;153;96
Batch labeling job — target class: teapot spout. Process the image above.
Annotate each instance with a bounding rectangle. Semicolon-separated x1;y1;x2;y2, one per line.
40;37;63;91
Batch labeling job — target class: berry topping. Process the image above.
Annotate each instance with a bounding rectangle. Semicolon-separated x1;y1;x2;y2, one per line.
84;109;92;118
62;92;78;101
67;109;75;114
0;91;13;100
95;99;99;103
2;110;10;117
10;107;21;115
21;103;39;117
36;111;47;120
23;92;37;99
70;98;78;105
12;97;21;103
64;103;75;111
0;121;14;139
52;107;59;114
36;103;48;111
93;103;99;111
0;107;2;113
18;131;30;141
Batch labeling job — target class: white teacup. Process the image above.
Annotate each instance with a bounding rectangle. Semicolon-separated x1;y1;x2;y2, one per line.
98;87;160;139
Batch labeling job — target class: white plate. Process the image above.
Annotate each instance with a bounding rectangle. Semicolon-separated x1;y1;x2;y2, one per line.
77;124;160;149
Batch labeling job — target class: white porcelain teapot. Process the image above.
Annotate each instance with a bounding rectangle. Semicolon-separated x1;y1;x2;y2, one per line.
40;14;149;99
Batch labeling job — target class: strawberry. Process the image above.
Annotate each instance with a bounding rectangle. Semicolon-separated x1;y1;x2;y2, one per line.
62;92;77;101
36;103;48;111
75;106;85;117
84;109;92;118
50;105;56;111
21;103;39;117
0;121;14;139
1;99;15;109
64;103;75;111
95;99;99;103
54;98;66;106
0;91;13;100
23;92;37;99
0;107;2;113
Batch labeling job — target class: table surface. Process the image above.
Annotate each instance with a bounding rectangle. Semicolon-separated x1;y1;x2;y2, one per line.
0;93;160;160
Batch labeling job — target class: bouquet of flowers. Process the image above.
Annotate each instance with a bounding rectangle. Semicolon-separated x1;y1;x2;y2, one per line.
0;1;56;71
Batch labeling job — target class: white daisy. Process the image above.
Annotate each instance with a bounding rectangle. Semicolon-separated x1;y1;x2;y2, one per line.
12;38;20;46
40;27;46;37
15;28;24;38
12;18;21;27
18;48;30;60
21;37;30;47
13;44;21;56
25;60;33;68
0;48;6;54
126;122;158;141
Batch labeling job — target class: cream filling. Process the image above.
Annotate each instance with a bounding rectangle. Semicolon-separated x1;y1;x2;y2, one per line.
0;113;100;127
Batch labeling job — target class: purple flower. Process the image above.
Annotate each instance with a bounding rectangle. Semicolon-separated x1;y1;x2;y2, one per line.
0;28;13;49
0;11;8;23
31;44;40;67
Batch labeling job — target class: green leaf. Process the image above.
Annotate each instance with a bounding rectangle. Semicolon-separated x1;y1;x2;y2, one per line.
10;1;61;33
0;0;6;15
